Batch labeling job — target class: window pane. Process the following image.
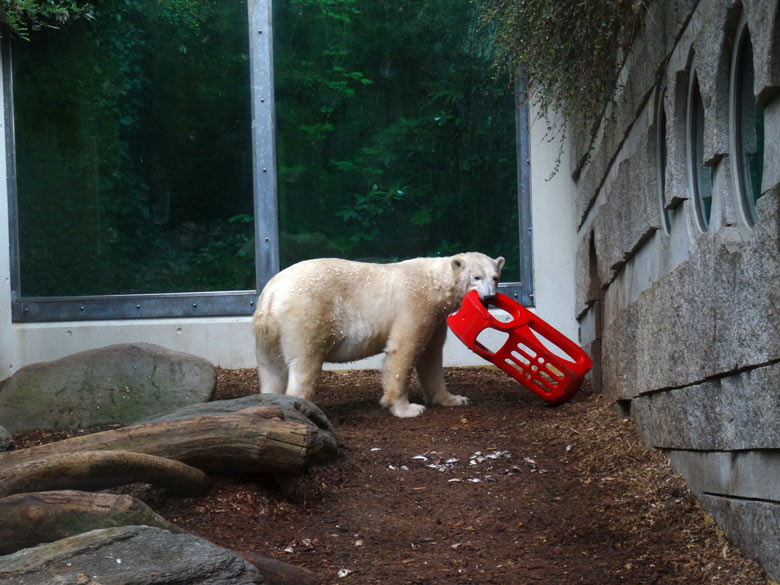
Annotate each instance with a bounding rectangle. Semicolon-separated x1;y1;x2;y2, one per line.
272;0;520;281
691;77;712;230
13;0;254;297
737;29;765;224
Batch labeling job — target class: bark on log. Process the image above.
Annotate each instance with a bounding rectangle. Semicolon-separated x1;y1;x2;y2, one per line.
0;406;338;476
140;394;336;439
0;491;181;555
0;450;208;498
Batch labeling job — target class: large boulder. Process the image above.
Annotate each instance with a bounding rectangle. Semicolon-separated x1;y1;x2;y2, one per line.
0;525;265;585
0;343;216;433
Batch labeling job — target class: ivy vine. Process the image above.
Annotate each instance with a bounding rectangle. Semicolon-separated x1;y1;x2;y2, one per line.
477;0;648;170
1;1;93;40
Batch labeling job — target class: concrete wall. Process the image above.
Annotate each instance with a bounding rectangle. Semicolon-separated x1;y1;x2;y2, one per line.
575;0;780;579
528;107;579;342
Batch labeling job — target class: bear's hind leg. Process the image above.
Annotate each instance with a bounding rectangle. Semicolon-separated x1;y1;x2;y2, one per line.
258;364;287;395
255;332;287;394
256;344;288;395
285;356;322;402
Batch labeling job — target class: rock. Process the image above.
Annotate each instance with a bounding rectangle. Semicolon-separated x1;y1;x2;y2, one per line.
0;425;12;451
0;343;216;433
0;525;265;585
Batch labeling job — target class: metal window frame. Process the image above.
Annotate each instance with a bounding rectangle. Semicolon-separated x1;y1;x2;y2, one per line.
4;0;533;323
508;75;534;307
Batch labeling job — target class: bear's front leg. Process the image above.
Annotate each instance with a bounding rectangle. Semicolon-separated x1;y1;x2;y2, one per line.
417;321;470;407
380;329;426;418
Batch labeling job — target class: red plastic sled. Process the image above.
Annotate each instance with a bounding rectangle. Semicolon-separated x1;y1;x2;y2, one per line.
447;290;592;404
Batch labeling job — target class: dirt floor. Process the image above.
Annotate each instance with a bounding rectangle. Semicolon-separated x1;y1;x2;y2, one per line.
12;367;769;585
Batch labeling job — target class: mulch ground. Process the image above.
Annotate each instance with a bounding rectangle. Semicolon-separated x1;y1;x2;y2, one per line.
12;367;768;585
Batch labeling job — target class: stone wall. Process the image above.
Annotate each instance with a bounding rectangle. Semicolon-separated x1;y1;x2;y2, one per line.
574;0;780;579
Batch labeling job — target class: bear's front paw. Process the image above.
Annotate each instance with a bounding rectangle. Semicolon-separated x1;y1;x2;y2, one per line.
448;394;471;406
390;402;427;418
431;392;470;407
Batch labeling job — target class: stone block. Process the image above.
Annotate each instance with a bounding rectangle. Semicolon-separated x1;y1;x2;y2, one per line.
744;0;780;102
663;68;693;210
602;189;780;398
665;449;780;501
761;97;780;193
573;0;696;227
591;134;661;291
574;229;601;318
690;1;736;163
699;495;780;583
631;362;780;450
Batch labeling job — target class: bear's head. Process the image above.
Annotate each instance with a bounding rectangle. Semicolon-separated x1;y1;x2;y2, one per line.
451;253;505;301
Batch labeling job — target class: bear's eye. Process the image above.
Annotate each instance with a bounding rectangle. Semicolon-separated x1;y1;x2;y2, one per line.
473;275;482;281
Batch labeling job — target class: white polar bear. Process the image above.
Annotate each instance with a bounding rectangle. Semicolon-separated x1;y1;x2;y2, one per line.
252;252;505;418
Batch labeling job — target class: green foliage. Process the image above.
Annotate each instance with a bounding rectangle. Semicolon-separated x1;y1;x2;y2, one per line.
275;0;520;275
0;0;93;39
477;0;647;151
14;0;522;297
14;0;254;295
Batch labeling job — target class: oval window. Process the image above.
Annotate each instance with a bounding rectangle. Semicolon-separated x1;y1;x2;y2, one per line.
733;25;765;226
688;74;713;231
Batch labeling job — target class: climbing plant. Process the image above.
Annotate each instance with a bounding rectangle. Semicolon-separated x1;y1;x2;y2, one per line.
274;0;520;275
477;0;648;159
0;1;93;39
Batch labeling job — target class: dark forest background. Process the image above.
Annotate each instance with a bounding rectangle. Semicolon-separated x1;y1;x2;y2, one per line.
13;0;519;296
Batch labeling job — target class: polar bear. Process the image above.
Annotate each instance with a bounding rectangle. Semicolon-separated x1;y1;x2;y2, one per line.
252;252;505;417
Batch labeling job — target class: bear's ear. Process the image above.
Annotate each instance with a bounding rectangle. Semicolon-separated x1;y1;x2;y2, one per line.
451;257;464;272
496;256;505;272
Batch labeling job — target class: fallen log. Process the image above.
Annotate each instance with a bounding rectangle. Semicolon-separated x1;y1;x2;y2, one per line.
139;393;336;439
0;450;207;498
0;491;181;555
0;405;338;476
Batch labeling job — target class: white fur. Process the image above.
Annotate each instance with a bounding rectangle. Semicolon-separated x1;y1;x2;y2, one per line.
252;252;505;417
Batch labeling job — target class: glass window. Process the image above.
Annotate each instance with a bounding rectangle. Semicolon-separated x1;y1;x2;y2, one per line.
6;0;532;321
272;0;522;282
10;0;254;298
734;27;765;225
689;74;713;231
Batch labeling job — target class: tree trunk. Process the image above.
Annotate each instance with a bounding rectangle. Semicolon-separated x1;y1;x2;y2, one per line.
0;406;338;476
0;491;181;555
0;450;208;498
